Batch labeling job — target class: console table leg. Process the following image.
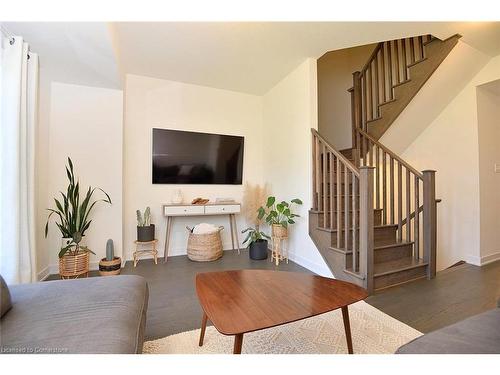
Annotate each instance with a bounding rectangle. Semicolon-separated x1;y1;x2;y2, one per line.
341;305;354;354
164;216;172;263
233;215;240;254
233;333;243;354
199;312;208;347
229;214;235;251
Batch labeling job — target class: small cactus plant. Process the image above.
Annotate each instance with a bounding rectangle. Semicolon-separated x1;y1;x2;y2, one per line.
106;239;114;261
136;207;151;227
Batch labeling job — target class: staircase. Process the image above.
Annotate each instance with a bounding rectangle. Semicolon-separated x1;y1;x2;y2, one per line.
309;33;456;293
351;34;461;141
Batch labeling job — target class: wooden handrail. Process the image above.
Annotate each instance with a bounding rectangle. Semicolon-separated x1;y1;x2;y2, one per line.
360;42;383;74
356;128;423;179
401;199;442;226
311;129;360;176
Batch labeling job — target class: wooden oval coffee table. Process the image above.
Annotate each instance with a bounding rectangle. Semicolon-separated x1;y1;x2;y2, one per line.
196;270;368;354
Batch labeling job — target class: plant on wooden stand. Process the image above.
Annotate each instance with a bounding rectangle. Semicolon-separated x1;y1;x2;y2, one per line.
258;196;303;238
137;207;155;242
45;157;112;279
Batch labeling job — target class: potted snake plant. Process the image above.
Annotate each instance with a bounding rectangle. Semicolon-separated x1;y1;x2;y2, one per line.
136;207;155;242
258;196;303;238
45;157;112;279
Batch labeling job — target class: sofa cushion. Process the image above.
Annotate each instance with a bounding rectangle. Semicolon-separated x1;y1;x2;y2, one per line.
397;308;500;354
0;275;148;354
1;274;12;318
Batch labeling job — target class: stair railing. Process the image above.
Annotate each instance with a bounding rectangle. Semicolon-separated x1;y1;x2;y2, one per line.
355;128;437;278
312;129;375;290
351;34;433;139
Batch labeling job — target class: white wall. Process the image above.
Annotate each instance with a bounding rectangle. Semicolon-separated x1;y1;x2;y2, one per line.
123;74;263;260
262;59;332;277
399;55;500;270
477;82;500;263
45;82;123;272
317;44;376;149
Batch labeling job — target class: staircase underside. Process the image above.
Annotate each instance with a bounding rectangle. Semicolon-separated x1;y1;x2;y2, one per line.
367;35;461;140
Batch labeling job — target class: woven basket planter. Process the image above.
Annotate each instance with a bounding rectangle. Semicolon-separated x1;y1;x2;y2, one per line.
59;250;90;279
272;224;288;238
187;226;224;262
99;257;122;276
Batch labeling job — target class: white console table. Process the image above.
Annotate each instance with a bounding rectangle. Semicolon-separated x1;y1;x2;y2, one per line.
162;203;241;262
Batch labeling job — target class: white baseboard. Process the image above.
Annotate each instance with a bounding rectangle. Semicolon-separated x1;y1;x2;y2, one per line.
288;253;334;278
465;251;500;266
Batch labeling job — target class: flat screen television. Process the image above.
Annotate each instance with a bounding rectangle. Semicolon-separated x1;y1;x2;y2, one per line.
152;128;244;184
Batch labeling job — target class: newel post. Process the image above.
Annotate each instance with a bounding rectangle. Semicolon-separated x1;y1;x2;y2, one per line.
359;166;375;294
423;170;437;279
352;71;362;147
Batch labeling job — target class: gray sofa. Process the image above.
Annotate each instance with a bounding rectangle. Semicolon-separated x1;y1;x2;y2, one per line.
0;275;148;354
397;300;500;354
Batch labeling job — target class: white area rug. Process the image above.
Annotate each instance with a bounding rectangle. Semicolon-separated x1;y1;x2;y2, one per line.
143;301;422;354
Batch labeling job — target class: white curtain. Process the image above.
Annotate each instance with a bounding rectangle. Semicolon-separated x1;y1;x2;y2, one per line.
0;35;38;284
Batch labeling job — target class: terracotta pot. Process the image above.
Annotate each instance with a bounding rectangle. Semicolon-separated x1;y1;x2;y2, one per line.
272;224;288;238
59;250;90;279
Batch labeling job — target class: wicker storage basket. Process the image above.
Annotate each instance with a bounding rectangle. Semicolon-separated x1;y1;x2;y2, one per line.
187;226;224;262
59;250;90;279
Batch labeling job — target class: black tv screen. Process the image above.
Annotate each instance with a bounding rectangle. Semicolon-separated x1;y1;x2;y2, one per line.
152;128;244;184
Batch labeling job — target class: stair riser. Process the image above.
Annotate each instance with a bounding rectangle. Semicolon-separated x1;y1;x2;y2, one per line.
374;244;414;263
344;244;414;265
318;210;382;228
329;225;397;249
374;265;427;290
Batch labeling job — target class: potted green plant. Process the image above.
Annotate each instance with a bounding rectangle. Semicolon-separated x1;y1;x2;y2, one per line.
258;196;303;238
45;158;112;279
137;207;155;242
241;227;271;260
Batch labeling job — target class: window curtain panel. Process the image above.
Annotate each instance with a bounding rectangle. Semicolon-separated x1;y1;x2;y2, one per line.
0;36;38;284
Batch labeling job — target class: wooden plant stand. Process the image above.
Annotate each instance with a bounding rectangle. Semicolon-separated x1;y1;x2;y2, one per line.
271;235;288;266
133;239;158;267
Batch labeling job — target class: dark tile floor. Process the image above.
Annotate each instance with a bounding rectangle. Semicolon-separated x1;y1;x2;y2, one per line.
47;250;500;340
121;249;310;340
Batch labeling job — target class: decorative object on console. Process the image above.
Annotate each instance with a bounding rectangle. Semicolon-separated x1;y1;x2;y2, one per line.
136;207;155;242
99;239;121;276
258;196;303;265
215;197;236;203
186;225;224;262
191;197;210;205
45;157;112;279
171;189;183;204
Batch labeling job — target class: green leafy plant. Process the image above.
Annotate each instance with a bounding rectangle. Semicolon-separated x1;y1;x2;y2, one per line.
241;227;271;247
257;196;303;228
44;157;112;258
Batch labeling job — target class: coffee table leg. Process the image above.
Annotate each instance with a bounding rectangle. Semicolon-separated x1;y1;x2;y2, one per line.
233;333;243;354
341;305;353;354
199;312;208;347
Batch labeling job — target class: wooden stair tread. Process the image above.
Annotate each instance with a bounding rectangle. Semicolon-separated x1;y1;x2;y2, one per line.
373;257;428;277
407;57;428;69
315;223;397;233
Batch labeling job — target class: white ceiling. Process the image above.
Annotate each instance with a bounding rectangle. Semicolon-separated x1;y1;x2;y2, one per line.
4;22;121;89
4;22;500;94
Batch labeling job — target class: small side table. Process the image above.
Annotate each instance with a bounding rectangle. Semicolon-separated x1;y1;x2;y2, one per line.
133;239;158;267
